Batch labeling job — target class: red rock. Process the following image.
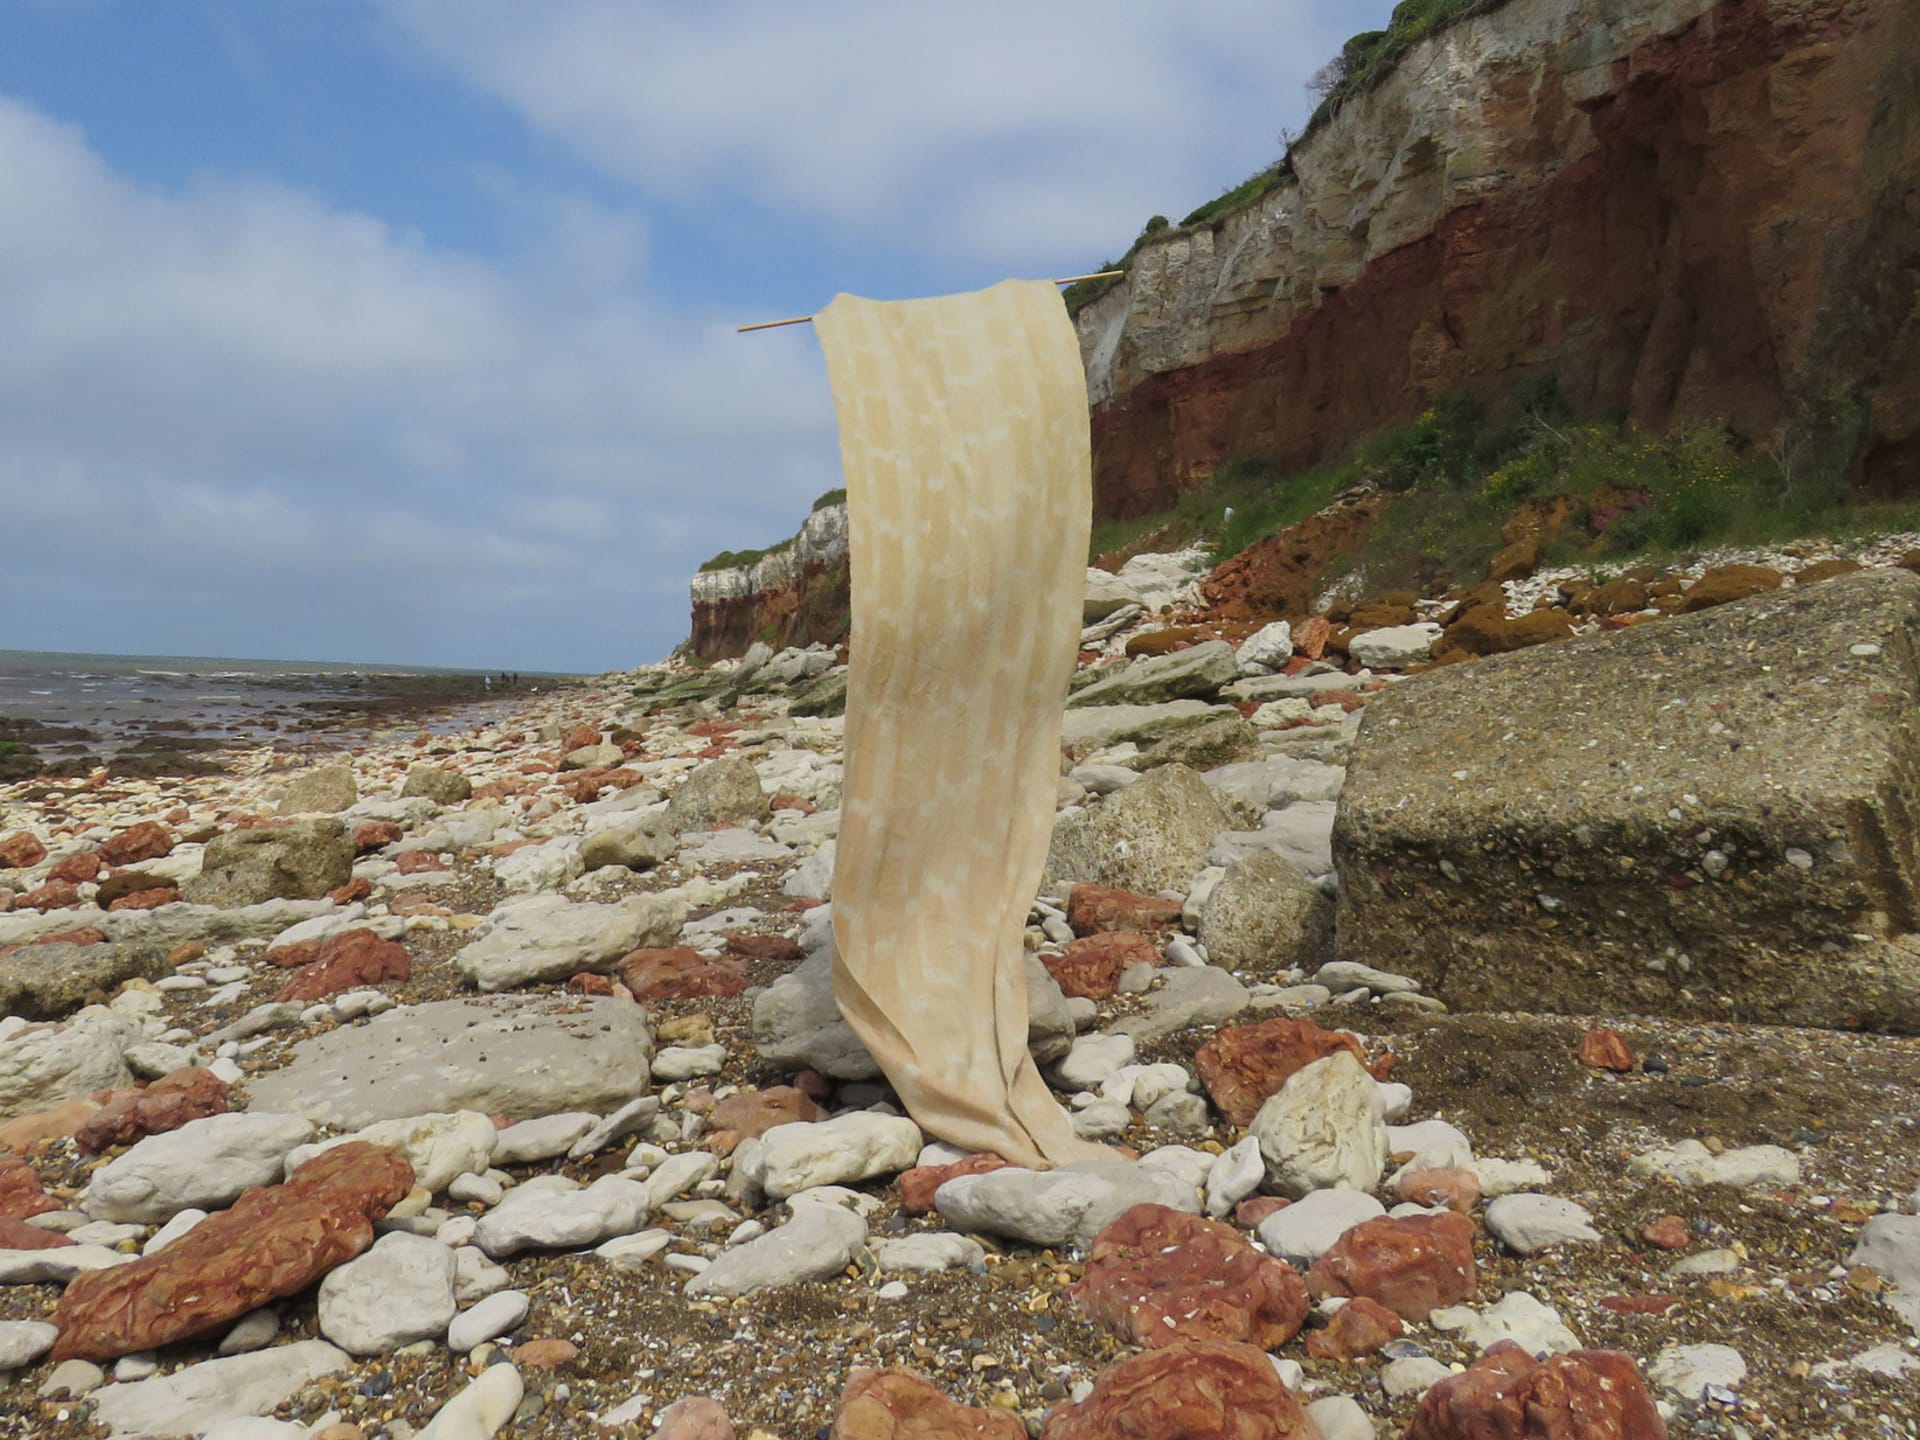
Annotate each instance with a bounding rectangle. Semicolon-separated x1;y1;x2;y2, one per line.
1065;885;1185;936
74;1068;230;1155
0;832;48;869
0;890;11;913
46;851;102;884
1307;1211;1478;1321
50;1141;413;1362
166;941;206;966
512;1338;579;1369
832;1367;1024;1440
1069;1204;1309;1350
723;932;803;963
791;1069;832;1100
1235;1196;1290;1228
352;822;404;853
1043;931;1161;1001
275;928;411;1003
98;821;173;868
164;806;190;825
0;1158;61;1220
1579;1028;1635;1072
901;1153;1012;1216
17;880;81;911
0;1215;73;1249
29;927;107;949
769;793;815;814
327;877;374;905
394;850;449;874
704;1086;830;1156
1296;617;1332;661
107;887;177;911
0;1097;108;1155
266;939;322;969
1404;1341;1667;1440
616;947;748;1000
654;1396;735;1440
561;725;600;753
1194;1017;1370;1127
1393;1167;1483;1214
1306;1295;1403;1360
567;972;615;996
1641;1215;1690;1250
1040;1339;1318;1440
1599;1294;1680;1316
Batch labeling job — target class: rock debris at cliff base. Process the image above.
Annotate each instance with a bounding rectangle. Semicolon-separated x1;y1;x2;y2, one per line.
2;551;1920;1439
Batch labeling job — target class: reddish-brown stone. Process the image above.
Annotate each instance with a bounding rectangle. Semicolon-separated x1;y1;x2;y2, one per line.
513;1339;579;1369
98;822;173;868
1194;1017;1369;1128
1235;1196;1290;1229
394;850;449;874
724;932;803;963
1040;1339;1318;1440
1678;564;1783;614
561;725;600;754
1065;885;1185;936
705;1086;831;1156
1307;1211;1478;1322
654;1396;736;1440
567;972;615;996
327;877;375;905
832;1368;1025;1440
616;947;749;1000
0;1097;108;1155
769;793;816;814
1069;1204;1309;1351
902;1153;1012;1216
50;1141;413;1362
266;939;322;969
1641;1215;1690;1251
0;1215;73;1248
17;880;82;911
0;832;49;869
1405;1341;1668;1440
0;1158;60;1220
275;928;411;1003
46;851;102;884
1306;1294;1404;1361
352;821;403;853
1579;1028;1636;1072
107;887;177;912
1394;1167;1483;1214
1043;931;1162;1001
75;1069;230;1155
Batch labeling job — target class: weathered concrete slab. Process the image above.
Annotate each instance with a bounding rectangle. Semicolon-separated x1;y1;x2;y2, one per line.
1334;570;1920;1030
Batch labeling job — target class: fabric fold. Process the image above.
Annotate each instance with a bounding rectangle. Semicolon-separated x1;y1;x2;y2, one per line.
815;279;1108;1169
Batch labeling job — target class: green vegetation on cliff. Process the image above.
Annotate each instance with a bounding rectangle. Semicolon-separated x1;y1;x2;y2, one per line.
1095;380;1915;593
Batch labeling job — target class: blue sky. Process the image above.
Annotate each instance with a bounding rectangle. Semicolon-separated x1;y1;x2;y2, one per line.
1;0;1394;673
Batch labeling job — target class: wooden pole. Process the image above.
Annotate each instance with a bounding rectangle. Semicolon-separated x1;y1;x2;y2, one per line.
736;271;1128;333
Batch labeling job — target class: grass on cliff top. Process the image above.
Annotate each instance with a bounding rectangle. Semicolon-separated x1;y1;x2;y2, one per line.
1096;382;1920;593
1064;0;1520;317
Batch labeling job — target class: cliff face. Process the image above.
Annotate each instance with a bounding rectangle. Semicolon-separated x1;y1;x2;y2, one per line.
1078;0;1920;516
687;502;850;660
690;0;1919;657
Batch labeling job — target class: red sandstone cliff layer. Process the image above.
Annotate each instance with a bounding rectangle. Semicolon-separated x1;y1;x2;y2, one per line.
1076;0;1920;517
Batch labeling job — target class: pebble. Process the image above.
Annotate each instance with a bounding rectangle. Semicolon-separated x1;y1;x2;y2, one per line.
416;1363;523;1440
448;1290;531;1352
39;1357;106;1397
1258;1188;1387;1268
1485;1194;1601;1254
1381;1355;1453;1398
473;1175;651;1258
0;1320;59;1370
1649;1343;1748;1400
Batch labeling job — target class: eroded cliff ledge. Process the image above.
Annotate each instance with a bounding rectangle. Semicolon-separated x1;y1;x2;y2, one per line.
1075;0;1920;517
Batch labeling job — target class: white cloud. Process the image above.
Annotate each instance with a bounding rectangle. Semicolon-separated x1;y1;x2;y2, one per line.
381;0;1348;264
0;95;839;670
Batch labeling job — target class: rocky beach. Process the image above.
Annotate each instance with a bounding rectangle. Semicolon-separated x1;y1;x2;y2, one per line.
0;544;1917;1440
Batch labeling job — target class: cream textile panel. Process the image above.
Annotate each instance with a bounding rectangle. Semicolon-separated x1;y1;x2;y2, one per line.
814;280;1109;1169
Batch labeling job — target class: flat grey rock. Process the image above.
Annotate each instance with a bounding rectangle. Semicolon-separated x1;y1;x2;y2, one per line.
1257;1188;1386;1268
318;1232;457;1356
472;1175;650;1258
1111;967;1249;1043
244;995;654;1128
87;1113;315;1224
684;1204;867;1297
456;892;684;991
933;1162;1199;1248
1486;1194;1601;1255
88;1340;350;1439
